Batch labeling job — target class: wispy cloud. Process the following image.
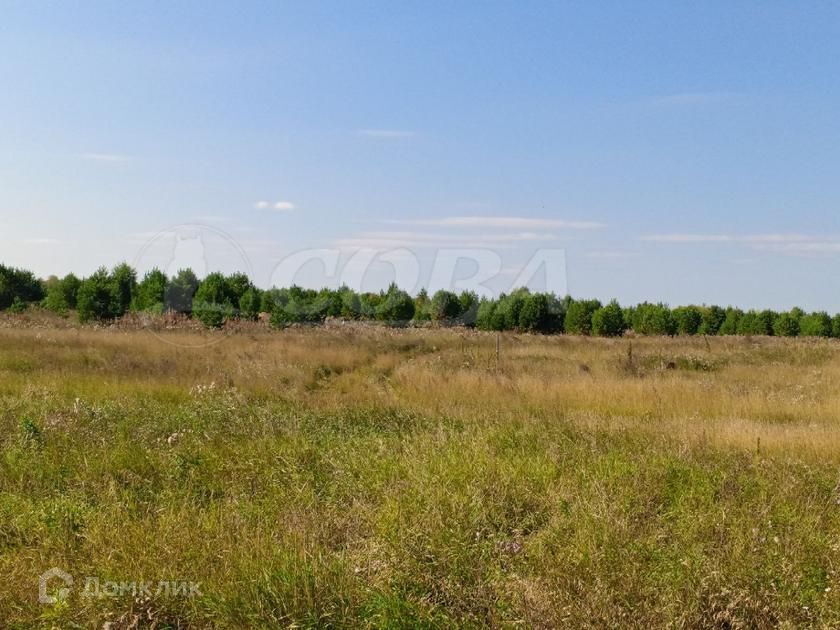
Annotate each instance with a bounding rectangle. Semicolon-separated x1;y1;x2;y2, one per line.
254;200;295;212
357;129;416;139
388;216;605;230
78;152;131;163
334;230;560;250
641;232;840;256
641;233;818;244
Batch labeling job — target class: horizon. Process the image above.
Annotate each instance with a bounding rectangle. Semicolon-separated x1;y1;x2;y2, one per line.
2;3;840;310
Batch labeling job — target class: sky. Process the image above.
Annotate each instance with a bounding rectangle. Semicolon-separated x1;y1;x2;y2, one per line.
2;2;840;309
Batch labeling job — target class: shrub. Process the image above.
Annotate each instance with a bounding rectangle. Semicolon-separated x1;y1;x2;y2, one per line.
0;264;44;309
698;305;726;335
376;284;415;323
672;306;702;335
773;311;800;337
412;288;431;322
77;268;118;322
134;269;167;313
458;291;479;326
799;311;832;337
239;287;261;321
430;290;461;323
43;273;82;315
519;293;551;333
475;299;499;331
832;314;840;339
564;299;602;335
110;263;137;317
718;308;743;336
165;269;199;314
591;300;626;337
632;302;676;336
493;289;529;330
193;272;233;328
338;286;361;319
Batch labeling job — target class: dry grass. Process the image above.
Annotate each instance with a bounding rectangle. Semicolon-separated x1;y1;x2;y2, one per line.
1;319;840;627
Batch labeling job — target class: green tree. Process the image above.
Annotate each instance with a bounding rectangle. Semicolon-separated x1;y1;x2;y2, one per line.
631;302;676;336
475;298;499;331
376;284;415;323
77;267;118;322
519;293;551;332
0;264;44;309
134;269;167;313
110;263;137;317
430;290;461;323
698;305;726;335
239;287;261;321
799;311;832;337
43;273;81;315
165;269;199;314
773;311;800;337
193;272;233;328
591;300;626;337
672;305;702;335
564;298;602;335
413;288;431;322
458;291;479;326
718;308;743;336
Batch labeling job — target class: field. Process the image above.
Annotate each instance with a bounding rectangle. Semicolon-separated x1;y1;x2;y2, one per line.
1;315;840;628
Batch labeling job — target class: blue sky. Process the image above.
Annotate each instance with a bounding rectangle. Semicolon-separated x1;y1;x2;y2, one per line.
2;2;840;309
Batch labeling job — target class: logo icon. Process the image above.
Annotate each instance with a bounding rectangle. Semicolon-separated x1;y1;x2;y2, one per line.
39;567;73;604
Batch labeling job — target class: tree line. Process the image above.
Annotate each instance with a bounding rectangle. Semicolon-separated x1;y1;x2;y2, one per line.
2;261;840;338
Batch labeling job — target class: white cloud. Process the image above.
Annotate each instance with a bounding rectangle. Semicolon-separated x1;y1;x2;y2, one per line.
388;216;605;230
78;152;131;163
333;230;561;250
641;232;840;256
254;200;295;212
357;129;416;139
641;233;821;244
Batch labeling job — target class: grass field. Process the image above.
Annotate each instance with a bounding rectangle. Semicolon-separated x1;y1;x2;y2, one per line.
2;316;840;628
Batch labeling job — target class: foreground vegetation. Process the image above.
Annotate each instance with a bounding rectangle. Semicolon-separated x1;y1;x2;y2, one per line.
4;261;840;338
1;316;840;627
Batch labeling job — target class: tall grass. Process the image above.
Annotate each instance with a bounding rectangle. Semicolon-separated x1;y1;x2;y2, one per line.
1;325;839;627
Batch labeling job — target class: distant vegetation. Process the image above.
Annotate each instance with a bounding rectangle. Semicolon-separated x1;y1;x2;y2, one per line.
4;261;840;338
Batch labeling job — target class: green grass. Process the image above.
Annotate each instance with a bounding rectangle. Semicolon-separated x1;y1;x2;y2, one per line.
0;324;839;627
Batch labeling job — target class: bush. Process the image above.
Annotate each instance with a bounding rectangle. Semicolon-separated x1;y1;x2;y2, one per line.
591;300;626;337
736;310;774;336
165;269;199;314
239;287;261;321
193;273;233;328
110;263;137;317
799;311;832;337
672;306;702;335
475;299;499;331
430;290;461;323
831;314;840;339
43;273;82;315
718;308;743;336
134;269;167;313
0;264;44;310
458;291;479;326
412;288;431;322
564;299;601;335
77;268;118;322
376;284;415;323
519;293;551;333
773;311;800;337
632;302;676;336
698;305;726;335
